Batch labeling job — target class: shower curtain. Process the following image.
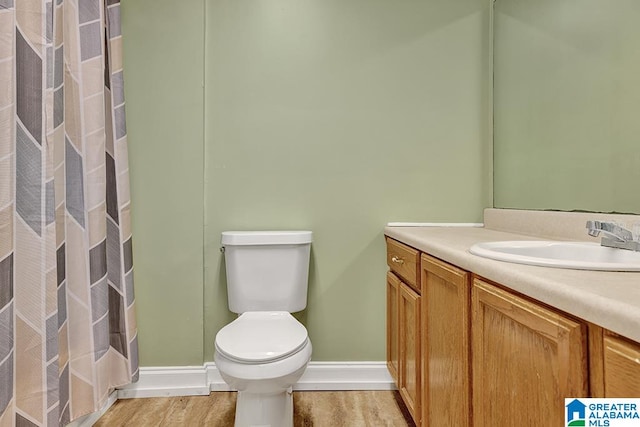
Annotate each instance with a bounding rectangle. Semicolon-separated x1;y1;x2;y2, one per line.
0;0;138;426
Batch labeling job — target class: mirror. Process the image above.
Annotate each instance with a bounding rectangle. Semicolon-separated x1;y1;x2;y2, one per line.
493;0;640;214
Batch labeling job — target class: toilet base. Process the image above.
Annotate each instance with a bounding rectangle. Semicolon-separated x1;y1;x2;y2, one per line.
234;387;293;427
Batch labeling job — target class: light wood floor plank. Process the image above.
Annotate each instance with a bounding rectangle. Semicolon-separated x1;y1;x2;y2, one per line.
95;391;414;426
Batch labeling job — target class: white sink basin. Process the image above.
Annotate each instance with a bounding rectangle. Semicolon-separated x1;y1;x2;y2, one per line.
469;241;640;271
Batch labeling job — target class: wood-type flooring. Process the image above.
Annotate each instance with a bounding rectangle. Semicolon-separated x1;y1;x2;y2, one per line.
94;391;415;426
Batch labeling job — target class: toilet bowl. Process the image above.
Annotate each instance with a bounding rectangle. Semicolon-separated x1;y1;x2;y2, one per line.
214;311;312;427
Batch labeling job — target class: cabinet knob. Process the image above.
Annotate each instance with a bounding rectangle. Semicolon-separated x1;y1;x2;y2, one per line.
391;256;405;264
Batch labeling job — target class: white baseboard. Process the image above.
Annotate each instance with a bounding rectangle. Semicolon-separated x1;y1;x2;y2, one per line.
117;361;395;399
117;366;212;398
294;362;396;391
67;391;118;427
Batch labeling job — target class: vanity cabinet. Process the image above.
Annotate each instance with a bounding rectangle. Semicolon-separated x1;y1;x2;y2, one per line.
386;238;421;425
471;278;588;426
383;237;635;427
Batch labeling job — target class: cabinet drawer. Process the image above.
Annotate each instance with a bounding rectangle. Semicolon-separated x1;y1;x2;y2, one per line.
386;238;420;292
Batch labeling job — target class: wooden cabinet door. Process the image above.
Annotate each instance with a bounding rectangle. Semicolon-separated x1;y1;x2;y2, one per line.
421;254;470;427
472;278;588;427
603;333;640;397
400;281;421;424
387;272;400;383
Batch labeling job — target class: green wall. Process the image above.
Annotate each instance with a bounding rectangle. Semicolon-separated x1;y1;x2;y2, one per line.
122;0;205;365
493;0;640;214
123;0;492;366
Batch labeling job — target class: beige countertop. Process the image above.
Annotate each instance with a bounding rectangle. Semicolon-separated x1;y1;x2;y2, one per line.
384;209;640;342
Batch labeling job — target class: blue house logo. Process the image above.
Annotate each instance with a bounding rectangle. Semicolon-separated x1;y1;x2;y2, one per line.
566;399;587;426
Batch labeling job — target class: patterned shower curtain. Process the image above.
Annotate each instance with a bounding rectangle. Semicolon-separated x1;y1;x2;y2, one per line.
0;0;138;426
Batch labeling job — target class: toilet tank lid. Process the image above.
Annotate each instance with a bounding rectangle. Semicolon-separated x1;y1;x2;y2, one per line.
221;230;312;246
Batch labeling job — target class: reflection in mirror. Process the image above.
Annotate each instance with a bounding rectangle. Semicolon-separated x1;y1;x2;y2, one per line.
493;0;640;214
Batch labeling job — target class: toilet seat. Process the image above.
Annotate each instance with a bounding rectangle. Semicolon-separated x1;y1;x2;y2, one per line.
215;311;308;364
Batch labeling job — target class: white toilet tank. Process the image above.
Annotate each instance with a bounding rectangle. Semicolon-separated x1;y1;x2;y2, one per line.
221;231;312;313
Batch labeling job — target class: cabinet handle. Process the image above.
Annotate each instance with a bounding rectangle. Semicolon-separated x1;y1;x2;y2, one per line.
391;256;405;264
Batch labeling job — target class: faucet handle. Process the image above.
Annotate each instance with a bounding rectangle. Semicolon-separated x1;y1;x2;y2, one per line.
633;222;640;242
613;221;634;241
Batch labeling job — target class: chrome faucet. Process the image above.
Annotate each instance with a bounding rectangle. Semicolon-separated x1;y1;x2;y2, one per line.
586;220;640;251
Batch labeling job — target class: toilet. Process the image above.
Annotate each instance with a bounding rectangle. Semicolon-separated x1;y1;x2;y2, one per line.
214;230;313;427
